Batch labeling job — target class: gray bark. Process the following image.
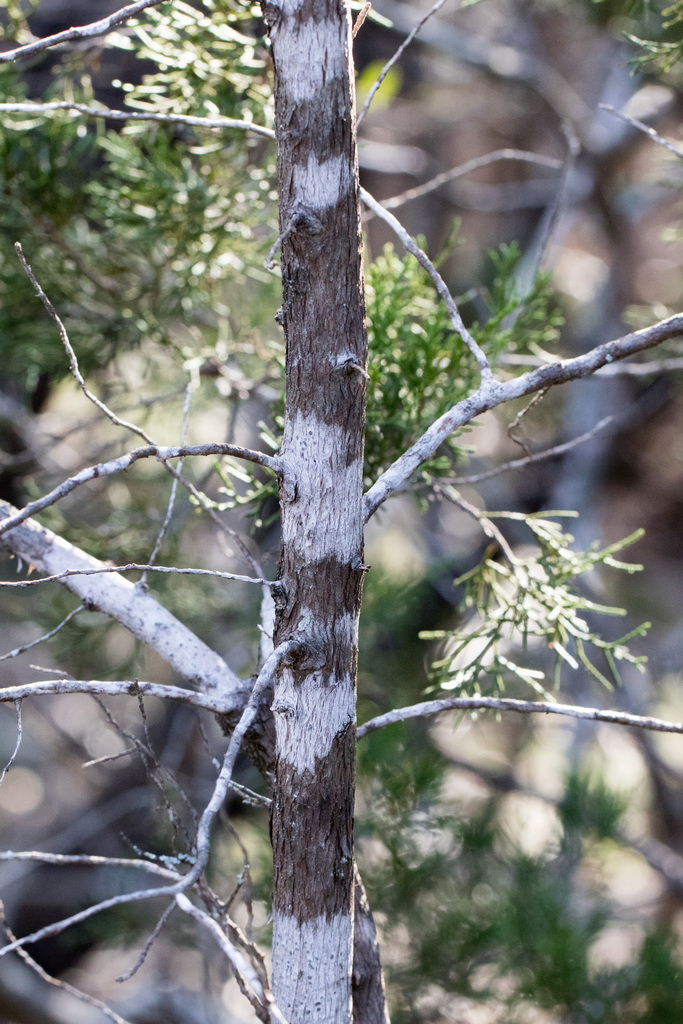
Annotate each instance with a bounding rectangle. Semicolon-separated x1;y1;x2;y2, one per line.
260;0;370;1020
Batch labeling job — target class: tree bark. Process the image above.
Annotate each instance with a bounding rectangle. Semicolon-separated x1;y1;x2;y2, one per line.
261;1;368;1021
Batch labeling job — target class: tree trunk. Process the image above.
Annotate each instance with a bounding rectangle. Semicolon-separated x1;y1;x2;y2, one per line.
261;1;367;1021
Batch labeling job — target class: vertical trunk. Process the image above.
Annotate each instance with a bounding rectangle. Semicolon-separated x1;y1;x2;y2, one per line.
261;1;367;1021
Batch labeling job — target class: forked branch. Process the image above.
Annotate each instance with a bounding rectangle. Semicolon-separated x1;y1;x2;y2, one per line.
363;313;683;519
0;499;249;705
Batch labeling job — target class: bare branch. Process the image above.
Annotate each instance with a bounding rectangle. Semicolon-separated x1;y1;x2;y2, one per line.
192;641;299;873
0;679;229;714
0;604;84;660
0;563;270;589
356;0;451;128
0;503;248;704
448;414;615;485
175;895;290;1024
0;850;181;881
15;243;154;446
0;900;135;1024
0;702;22;786
0;0;169;63
500;353;683;375
357;695;683;739
0;101;275;139
600;103;683;161
0;441;280;539
141;384;191;588
362;313;683;520
352;2;372;38
360;186;492;382
0;651;296;961
367;149;563;215
115;904;175;982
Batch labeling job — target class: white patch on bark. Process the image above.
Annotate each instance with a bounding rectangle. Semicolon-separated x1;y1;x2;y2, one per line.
278;20;346;102
275;0;306;14
281;412;363;561
274;664;355;771
272;911;352;1024
292;153;350;211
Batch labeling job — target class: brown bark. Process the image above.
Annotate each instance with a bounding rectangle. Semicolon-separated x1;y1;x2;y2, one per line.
260;0;370;1019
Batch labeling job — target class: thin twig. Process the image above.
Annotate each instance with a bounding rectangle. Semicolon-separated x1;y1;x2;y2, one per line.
0;101;275;139
506;387;549;456
535;122;580;272
357;695;683;738
182;472;269;581
0;563;271;588
0;650;296;960
0;441;280;539
600;103;683;161
0;900;135;1024
0;604;85;660
266;213;298;269
175;895;290;1024
116;903;175;982
0;850;182;880
228;780;272;808
360;186;492;382
352;1;372;38
15;243;154;446
442;490;516;563
356;0;452;128
0;0;170;63
449;414;615;485
369;149;563;214
82;748;137;768
92;694;196;852
0;702;22;786
140;384;192;588
191;641;299;873
362;312;683;520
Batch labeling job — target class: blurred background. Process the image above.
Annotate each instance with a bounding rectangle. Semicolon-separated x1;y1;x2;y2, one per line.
2;0;683;1021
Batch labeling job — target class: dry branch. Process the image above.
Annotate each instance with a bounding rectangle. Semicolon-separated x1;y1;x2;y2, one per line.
0;0;169;63
0;679;228;714
368;149;563;214
175;895;289;1024
0;562;270;589
363;313;683;519
0;441;279;539
357;695;683;739
0;501;249;705
0;101;276;139
360;186;492;381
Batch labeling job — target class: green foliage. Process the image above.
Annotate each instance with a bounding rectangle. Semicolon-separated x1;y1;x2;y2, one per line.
584;0;683;72
0;1;275;391
200;237;564;524
472;242;564;364
423;510;649;699
108;0;270;120
364;241;563;490
358;752;683;1024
